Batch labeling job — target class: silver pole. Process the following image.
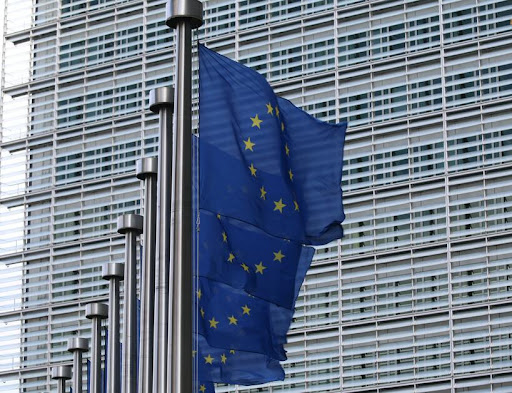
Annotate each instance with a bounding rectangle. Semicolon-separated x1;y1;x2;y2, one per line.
85;303;108;393
51;365;72;393
136;158;158;393
149;86;174;393
67;338;88;393
102;263;124;393
166;2;202;392
117;214;143;393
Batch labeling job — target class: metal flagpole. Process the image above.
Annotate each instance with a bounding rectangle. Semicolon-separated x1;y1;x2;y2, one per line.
117;214;143;393
166;1;203;392
136;157;158;393
85;303;108;393
51;365;72;393
149;86;174;393
67;338;88;393
102;263;124;393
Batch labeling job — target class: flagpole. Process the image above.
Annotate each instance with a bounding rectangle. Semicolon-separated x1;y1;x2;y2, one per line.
67;338;88;393
102;263;123;393
166;1;202;392
136;157;158;393
117;214;143;393
85;303;108;393
149;86;174;393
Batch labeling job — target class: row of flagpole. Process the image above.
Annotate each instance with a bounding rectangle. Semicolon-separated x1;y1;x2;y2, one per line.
49;1;203;392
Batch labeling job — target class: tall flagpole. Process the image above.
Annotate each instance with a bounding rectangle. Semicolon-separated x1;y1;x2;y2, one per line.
149;86;174;393
102;263;123;393
165;1;202;392
85;303;108;393
136;157;158;393
67;338;88;393
118;214;143;393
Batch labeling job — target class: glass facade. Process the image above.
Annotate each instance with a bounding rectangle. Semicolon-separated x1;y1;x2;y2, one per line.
2;0;512;392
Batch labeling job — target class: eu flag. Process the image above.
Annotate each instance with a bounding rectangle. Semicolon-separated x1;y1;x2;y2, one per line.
195;44;347;390
196;334;284;385
199;44;346;245
198;209;314;310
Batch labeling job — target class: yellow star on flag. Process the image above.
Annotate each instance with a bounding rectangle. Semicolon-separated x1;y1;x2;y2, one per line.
196;289;202;299
276;106;280;118
266;102;274;115
273;250;285;262
243;137;255;151
216;213;221;219
294;200;300;211
251;114;263;129
200;307;205;318
199;385;206;393
249;163;257;177
222;232;227;242
285;143;290;156
288;169;294;181
242;304;251;315
228;315;238;325
274;198;286;213
209;317;219;329
241;263;250;273
221;354;227;364
255;261;267;274
281;122;285;132
260;186;267;200
227;253;235;263
204;354;214;364
230;349;236;354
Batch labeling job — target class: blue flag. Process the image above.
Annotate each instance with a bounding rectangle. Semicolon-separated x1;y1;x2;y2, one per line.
198;210;313;310
196;334;284;385
195;44;347;389
199;44;346;245
196;276;293;360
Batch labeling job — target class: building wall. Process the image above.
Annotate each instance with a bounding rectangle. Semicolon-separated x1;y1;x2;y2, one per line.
2;0;512;392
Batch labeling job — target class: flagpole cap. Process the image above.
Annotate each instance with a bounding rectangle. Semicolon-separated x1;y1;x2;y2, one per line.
149;87;174;113
116;214;143;235
67;337;89;353
51;365;72;380
166;0;203;29
85;303;108;319
136;157;158;180
102;263;124;280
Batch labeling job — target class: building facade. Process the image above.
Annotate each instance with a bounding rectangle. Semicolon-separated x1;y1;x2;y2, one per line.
1;0;512;392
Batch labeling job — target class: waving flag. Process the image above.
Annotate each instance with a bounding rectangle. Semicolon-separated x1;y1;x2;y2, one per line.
195;44;347;390
199;44;346;245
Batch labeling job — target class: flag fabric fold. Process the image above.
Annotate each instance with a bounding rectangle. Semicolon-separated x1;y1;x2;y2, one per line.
196;334;284;385
196;276;292;360
194;44;347;390
198;209;314;310
199;44;347;246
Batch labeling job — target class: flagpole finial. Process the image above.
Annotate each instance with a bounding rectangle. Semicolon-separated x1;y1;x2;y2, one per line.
149;87;174;113
117;214;143;235
52;366;72;380
136;157;158;180
67;338;89;353
102;262;124;280
165;0;203;29
85;303;108;319
52;365;72;393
